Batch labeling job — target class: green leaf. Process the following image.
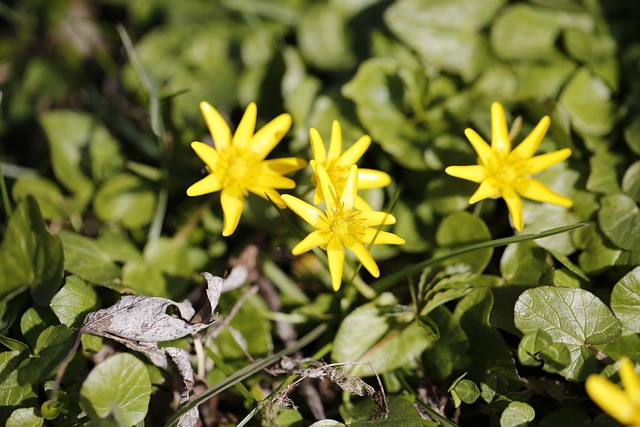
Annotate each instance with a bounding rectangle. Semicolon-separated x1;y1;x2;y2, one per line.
587;151;623;193
80;353;151;425
435;211;492;273
342;58;427;170
343;395;422;426
624;117;640;155
449;377;480;407
559;68;615;137
563;27;618;90
57;230;120;284
514;286;621;380
611;267;640;333
622;161;640;202
500;401;535;427
598;193;640;251
296;5;355;70
574;225;621;274
11;176;71;222
216;293;273;361
491;4;561;60
332;293;435;376
121;237;191;298
93;173;156;230
500;242;553;286
50;276;99;327
0;197;64;306
38;111;97;207
309;421;345;427
6;407;44;427
385;0;503;81
0;351;37;421
19;324;75;384
423;307;468;380
453;288;521;394
95;231;143;263
511;54;577;100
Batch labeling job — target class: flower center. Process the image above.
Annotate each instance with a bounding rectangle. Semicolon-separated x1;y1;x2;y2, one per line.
487;159;519;189
327;206;365;240
218;150;253;189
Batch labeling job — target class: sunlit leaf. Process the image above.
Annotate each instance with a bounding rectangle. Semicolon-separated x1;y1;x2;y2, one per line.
611;267;640;333
80;353;151;425
514;286;621;380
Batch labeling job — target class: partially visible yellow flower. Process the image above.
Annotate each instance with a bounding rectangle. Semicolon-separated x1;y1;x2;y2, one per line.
445;102;572;231
282;164;404;291
187;102;306;236
586;358;640;426
309;120;391;210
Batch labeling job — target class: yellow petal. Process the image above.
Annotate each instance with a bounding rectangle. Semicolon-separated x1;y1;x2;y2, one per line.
586;374;636;425
619;358;640;406
327;238;345;291
281;194;325;227
338;135;371;167
445;165;486;183
491;102;511;158
464;128;493;167
360;211;396;226
509;115;550;161
363;228;405;245
340;165;358;211
262;188;286;208
515;178;573;207
316;164;338;211
186;174;222;197
250;172;297;190
232;102;257;150
502;188;524;231
518;148;572;176
249;113;292;160
262;157;306;175
200;102;231;152
220;187;245;236
354;196;372;211
191;141;219;171
469;180;500;204
344;237;379;278
356;168;391;189
292;230;329;255
327;120;343;165
309;128;327;165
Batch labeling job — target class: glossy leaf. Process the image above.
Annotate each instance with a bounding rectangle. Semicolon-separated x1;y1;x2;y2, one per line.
57;231;120;284
598;193;640;251
80;353;151;425
514;286;621;380
6;407;44;427
332;294;435;377
500;401;535;427
50;276;99;327
611;267;640;333
0;197;64;306
93;173;156;230
435;211;492;273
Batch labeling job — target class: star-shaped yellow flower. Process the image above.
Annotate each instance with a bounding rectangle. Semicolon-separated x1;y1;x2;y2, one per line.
445;102;573;231
310;120;391;210
282;164;404;291
187;102;306;236
586;358;640;426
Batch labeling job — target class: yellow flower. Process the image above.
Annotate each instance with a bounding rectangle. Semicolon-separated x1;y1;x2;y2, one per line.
187;102;306;236
445;102;572;231
281;164;404;291
586;358;640;426
310;120;391;210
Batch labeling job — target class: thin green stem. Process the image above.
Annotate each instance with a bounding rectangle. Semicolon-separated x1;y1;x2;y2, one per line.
163;323;328;427
373;223;587;293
